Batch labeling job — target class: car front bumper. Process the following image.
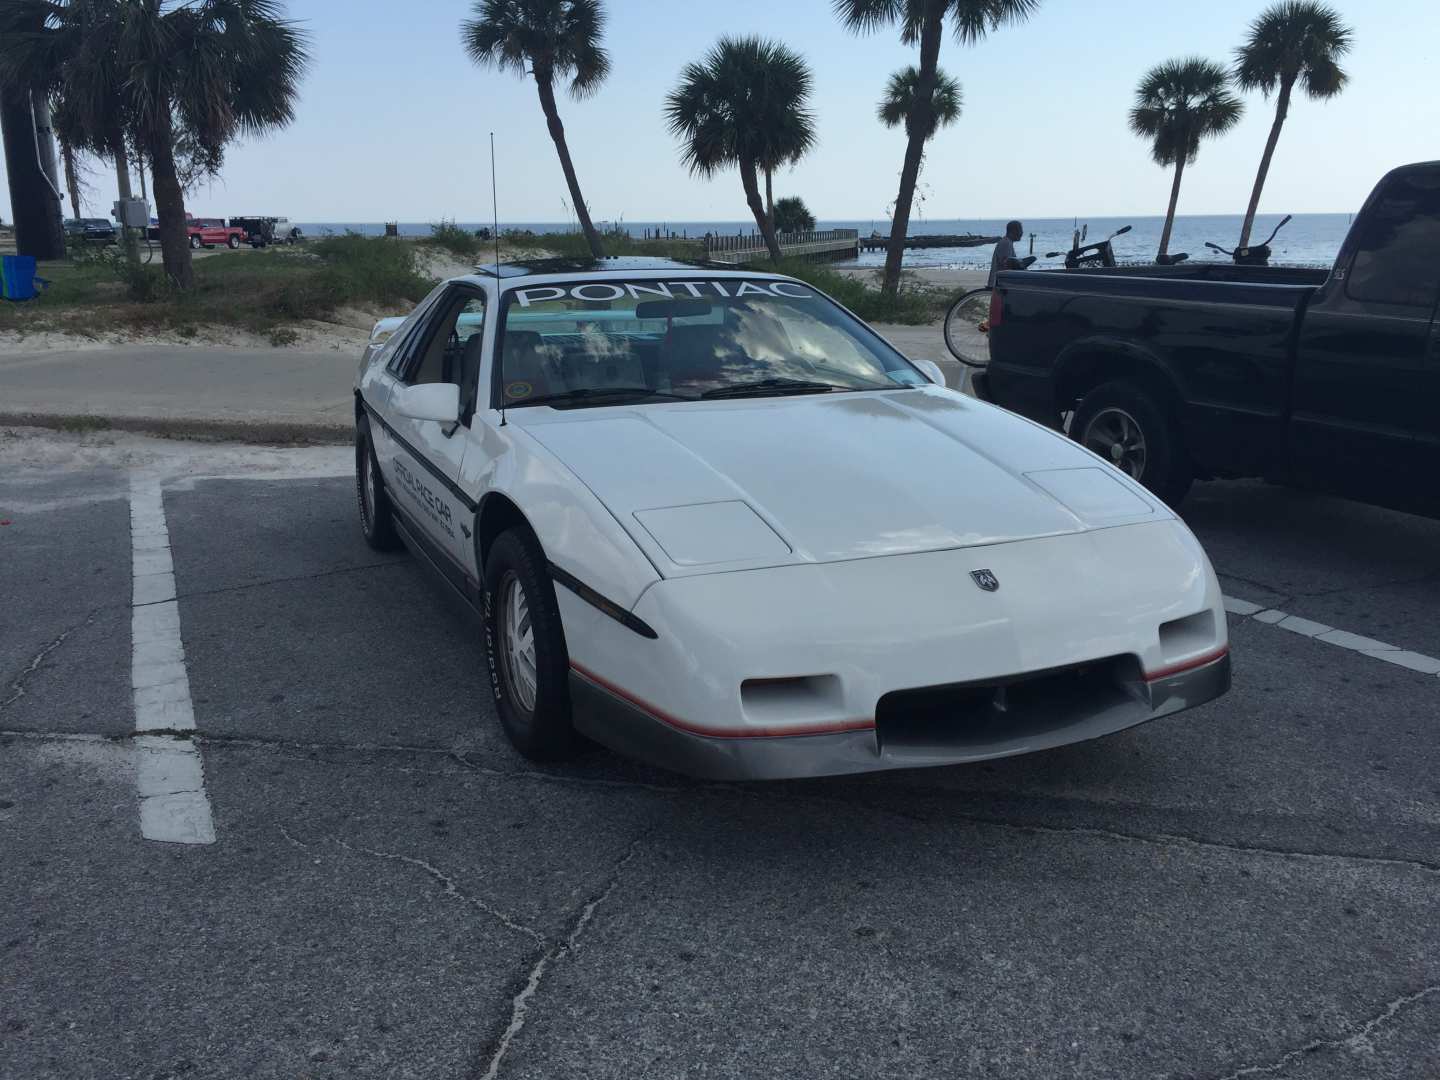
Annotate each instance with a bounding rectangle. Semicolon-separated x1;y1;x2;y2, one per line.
559;520;1231;781
570;649;1229;782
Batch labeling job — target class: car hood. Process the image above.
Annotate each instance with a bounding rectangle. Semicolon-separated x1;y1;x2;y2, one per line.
517;388;1166;576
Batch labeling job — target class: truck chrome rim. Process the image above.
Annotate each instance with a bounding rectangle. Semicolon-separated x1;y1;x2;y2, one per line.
500;573;538;712
1083;407;1148;479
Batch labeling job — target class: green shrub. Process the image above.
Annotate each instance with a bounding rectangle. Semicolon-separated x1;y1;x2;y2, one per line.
427;218;484;259
766;259;947;324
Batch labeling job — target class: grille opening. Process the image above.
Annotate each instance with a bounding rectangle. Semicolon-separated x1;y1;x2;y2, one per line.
740;674;843;722
876;656;1141;751
1158;610;1219;665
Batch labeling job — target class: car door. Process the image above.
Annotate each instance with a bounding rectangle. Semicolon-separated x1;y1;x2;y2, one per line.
368;285;490;588
1289;168;1440;508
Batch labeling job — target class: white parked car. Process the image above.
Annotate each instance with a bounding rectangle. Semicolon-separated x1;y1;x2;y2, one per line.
354;258;1230;779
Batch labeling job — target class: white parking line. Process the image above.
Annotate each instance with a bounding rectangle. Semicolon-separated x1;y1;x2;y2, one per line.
1224;594;1440;677
129;477;215;845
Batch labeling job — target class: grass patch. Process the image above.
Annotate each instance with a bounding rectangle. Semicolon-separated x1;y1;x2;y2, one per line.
425;219;486;260
1;235;430;342
506;227;704;262
766;259;951;324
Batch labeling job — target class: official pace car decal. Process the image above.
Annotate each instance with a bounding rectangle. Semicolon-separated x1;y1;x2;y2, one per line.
505;381;534;399
513;281;816;306
392;456;455;540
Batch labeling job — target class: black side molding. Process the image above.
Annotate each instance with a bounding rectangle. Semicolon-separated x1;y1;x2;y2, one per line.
548;563;659;640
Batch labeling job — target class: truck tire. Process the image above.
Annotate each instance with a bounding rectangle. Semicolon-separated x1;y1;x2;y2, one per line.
189;234;201;250
227;234;241;249
483;527;579;762
1072;380;1194;507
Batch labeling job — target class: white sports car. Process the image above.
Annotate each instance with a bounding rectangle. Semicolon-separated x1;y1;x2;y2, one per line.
354;257;1230;779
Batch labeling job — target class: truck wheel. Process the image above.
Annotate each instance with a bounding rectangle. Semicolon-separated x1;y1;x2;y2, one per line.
1073;380;1194;506
227;234;241;249
483;527;579;762
188;234;201;250
355;417;401;551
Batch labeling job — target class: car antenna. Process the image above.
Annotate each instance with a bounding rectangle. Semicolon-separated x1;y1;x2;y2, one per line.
491;131;506;427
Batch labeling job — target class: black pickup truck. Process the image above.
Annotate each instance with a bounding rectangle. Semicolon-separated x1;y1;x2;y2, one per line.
980;161;1440;518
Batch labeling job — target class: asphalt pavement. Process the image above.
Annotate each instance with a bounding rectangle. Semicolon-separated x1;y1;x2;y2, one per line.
2;429;1438;1080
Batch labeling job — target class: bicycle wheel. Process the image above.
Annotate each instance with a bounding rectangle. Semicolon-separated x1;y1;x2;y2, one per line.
943;287;993;368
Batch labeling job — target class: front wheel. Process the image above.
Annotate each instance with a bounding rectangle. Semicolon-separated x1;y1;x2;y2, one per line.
1072;379;1194;507
188;234;201;250
483;527;579;761
355;417;401;551
227;234;241;249
943;287;994;368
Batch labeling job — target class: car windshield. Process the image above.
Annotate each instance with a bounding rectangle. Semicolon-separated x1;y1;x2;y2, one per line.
496;277;927;407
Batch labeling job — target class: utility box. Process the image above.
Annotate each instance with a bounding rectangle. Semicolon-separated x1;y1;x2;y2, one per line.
112;197;150;228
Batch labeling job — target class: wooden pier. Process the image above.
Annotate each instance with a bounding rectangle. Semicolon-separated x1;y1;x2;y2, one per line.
704;228;859;265
859;233;999;252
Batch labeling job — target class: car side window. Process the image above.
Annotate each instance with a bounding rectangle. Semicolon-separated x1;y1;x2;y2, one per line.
395;291;487;419
1344;173;1440;309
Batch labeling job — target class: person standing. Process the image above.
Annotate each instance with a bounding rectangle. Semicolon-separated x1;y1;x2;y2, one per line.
988;220;1036;287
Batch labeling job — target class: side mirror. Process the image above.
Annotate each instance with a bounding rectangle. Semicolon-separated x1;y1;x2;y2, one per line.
394;382;460;423
913;359;947;387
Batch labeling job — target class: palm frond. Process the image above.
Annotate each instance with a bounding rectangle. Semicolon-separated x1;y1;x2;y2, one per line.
877;64;962;139
1233;0;1351;99
1130;57;1243;166
945;0;1041;45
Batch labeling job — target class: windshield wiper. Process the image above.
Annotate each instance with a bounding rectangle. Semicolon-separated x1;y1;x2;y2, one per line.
515;387;687;408
699;378;848;400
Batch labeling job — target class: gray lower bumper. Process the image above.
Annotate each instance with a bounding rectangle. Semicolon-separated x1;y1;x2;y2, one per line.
569;652;1231;782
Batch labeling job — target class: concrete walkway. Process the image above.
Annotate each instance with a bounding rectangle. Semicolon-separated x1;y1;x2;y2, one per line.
0;327;965;443
0;344;359;441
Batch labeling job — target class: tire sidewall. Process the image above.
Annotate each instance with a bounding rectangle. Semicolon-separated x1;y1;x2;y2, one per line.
482;529;575;759
1073;380;1192;506
227;234;240;249
188;235;200;249
354;417;400;550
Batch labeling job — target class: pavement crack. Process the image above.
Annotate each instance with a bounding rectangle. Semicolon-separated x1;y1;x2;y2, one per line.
329;835;547;946
1211;984;1440;1079
474;834;646;1080
0;611;96;714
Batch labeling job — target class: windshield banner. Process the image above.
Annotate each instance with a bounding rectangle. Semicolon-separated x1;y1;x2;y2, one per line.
514;281;815;307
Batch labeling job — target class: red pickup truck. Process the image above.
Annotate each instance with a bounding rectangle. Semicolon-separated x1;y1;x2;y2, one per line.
187;217;246;250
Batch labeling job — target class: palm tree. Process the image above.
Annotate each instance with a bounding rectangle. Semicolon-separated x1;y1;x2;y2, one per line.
463;0;610;260
835;0;1038;299
1233;1;1351;249
877;63;961;145
773;195;816;234
665;36;816;261
1;0;309;288
1129;58;1243;262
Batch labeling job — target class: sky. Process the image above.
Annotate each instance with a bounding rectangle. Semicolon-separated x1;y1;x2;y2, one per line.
9;0;1439;226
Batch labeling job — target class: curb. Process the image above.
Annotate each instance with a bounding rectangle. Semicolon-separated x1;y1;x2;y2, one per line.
0;412;351;446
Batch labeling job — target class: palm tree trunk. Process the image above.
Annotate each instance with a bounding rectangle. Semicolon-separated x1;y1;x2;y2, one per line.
0;88;65;260
881;0;944;299
1158;154;1186;261
1238;77;1293;249
741;157;782;260
61;138;82;220
534;69;604;259
145;112;194;289
111;132;140;266
765;166;774;231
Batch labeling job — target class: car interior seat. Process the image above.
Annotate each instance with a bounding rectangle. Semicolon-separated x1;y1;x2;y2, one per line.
500;330;557;402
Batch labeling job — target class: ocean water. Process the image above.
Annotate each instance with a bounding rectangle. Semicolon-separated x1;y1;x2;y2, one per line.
293;212;1353;270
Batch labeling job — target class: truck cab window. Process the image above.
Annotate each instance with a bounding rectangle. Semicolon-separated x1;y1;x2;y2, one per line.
1345;173;1440;308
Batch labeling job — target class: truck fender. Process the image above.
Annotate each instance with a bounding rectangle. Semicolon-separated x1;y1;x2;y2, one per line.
1053;337;1187;414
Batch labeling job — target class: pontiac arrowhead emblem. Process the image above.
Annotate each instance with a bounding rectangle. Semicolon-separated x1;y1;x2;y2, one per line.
970;568;999;592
